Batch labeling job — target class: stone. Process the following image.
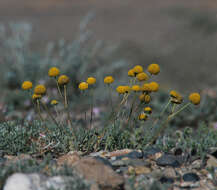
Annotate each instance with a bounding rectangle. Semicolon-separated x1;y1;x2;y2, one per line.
163;167;177;178
183;172;200;182
3;173;47;190
156;154;181;167
111;158;150;168
116;151;143;160
159;176;174;184
57;152;80;166
143;147;161;158
128;166;151;175
104;149;133;158
206;154;217;168
94;156;113;168
72;157;124;189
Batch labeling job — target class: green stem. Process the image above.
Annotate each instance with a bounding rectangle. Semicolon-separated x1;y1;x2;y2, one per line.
148;102;191;146
36;99;44;122
64;85;73;128
55;78;63;98
40;101;60;128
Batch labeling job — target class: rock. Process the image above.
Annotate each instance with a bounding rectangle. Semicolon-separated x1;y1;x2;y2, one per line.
3;173;47;190
206;154;217;168
163;167;177;178
143;147;161;158
192;159;202;169
116;151;143;160
104;149;133;158
94;156;113;168
57;152;80;166
4;173;90;190
159;176;174;184
128;166;151;175
72;157;124;189
183;172;200;182
111;158;150;168
156;154;181;167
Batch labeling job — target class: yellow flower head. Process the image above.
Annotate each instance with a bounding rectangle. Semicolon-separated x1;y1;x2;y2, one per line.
139;94;151;103
189;93;200;105
170;90;182;104
116;86;126;94
141;84;151;93
128;69;136;77
170;90;180;99
147;63;160;75
133;65;143;74
149;82;159;92
34;85;46;95
51;100;58;105
131;85;140;92
136;72;149;81
144;106;152;114
48;67;60;77
104;76;114;84
32;94;42;100
123;86;131;93
138;113;148;121
21;81;33;90
87;77;96;85
58;75;70;85
79;82;88;90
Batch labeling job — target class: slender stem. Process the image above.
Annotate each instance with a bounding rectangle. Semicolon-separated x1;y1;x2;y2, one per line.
171;103;177;113
36;99;44;122
40;100;60;128
148;102;191;146
64;85;73;128
108;84;114;112
126;93;138;126
90;88;94;129
152;98;171;127
170;103;191;118
55;78;63;98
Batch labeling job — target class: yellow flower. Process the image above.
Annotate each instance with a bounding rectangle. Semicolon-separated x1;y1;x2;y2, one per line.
170;90;180;99
79;82;88;90
147;63;160;75
87;77;96;85
139;94;151;103
116;86;125;94
104;76;114;84
133;65;143;74
34;85;46;95
32;94;42;100
58;75;69;85
170;90;183;104
48;67;60;77
144;106;152;114
128;69;136;77
131;85;140;92
149;82;159;92
189;93;200;105
138;113;148;121
136;72;149;81
51;100;58;105
21;81;33;90
141;84;151;93
123;86;131;93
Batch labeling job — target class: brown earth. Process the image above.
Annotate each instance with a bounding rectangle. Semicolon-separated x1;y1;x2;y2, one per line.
0;0;217;91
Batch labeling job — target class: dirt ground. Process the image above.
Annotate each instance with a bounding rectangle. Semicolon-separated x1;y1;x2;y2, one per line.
0;0;217;91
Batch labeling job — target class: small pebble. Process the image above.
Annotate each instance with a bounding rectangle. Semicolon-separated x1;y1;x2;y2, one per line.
183;172;200;182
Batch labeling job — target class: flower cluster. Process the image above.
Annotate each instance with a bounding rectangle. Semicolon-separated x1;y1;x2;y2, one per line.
21;63;201;146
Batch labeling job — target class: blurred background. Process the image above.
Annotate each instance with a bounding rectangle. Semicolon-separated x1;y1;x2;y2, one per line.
0;0;217;120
